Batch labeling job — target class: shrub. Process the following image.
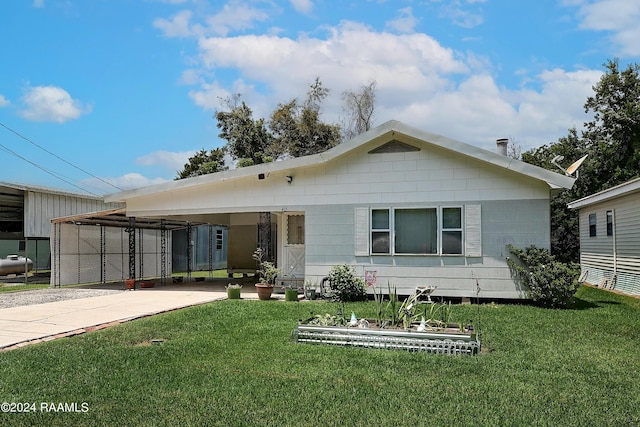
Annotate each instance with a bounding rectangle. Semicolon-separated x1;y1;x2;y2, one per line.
506;245;581;308
327;264;367;302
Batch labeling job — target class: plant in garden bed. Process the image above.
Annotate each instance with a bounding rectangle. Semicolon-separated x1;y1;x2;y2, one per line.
506;244;582;308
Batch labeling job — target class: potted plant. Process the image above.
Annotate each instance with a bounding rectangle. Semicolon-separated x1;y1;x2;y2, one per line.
284;285;299;302
253;248;280;300
226;283;242;299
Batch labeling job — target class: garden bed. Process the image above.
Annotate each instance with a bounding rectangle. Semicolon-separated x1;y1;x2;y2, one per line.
293;323;480;355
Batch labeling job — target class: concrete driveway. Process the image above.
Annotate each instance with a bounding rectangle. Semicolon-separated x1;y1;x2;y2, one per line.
0;282;267;352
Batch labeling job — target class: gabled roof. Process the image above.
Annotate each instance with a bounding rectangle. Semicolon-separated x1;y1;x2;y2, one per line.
105;120;574;203
568;176;640;209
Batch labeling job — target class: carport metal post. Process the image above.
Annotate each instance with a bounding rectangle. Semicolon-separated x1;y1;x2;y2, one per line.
126;217;136;282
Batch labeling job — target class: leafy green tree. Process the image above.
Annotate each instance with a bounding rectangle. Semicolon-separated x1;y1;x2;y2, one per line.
269;78;342;157
176;147;227;179
522;59;640;262
215;94;274;166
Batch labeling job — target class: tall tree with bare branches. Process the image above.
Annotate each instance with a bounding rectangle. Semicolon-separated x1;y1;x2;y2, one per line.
341;80;377;140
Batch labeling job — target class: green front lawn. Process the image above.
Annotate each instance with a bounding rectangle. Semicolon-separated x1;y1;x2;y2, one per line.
1;286;639;426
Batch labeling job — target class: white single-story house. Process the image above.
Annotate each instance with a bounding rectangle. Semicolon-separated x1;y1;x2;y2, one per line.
101;120;573;299
568;177;640;296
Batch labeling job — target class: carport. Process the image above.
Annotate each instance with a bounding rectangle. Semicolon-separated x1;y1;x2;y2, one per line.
50;208;209;287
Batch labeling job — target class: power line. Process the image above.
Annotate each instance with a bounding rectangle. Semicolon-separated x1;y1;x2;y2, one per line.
0;121;124;192
0;139;101;196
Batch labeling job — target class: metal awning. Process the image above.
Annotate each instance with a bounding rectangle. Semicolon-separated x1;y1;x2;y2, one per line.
51;208;204;230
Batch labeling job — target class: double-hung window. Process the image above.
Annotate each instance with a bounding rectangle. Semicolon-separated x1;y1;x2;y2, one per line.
442;207;463;254
369;207;462;255
371;209;391;254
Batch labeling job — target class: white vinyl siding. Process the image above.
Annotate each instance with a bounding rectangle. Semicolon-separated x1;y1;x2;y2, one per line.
354;207;370;256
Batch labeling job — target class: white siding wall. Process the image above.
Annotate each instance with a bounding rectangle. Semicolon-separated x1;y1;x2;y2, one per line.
125;145;551;217
25;191;123;238
304;199;549;299
578;193;640;295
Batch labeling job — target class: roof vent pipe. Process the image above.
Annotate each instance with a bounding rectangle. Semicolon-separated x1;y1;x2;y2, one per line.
496;138;508;156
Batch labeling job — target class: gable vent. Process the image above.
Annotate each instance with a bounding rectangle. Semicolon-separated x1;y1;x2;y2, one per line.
368;140;420;154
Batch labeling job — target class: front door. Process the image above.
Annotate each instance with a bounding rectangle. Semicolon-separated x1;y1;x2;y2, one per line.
282;213;305;279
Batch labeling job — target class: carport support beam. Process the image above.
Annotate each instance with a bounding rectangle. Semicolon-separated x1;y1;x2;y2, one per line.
127;217;136;280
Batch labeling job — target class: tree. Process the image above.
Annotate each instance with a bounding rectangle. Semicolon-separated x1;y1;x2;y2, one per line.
341;80;377;140
522;59;640;262
269;78;342;158
176;147;227;179
583;59;640;189
215;94;274;166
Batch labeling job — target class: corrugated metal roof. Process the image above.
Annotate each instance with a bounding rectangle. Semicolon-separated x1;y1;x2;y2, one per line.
0;181;104;200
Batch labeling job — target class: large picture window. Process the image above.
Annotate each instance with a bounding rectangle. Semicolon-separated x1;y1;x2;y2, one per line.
370;207;463;255
395;208;437;254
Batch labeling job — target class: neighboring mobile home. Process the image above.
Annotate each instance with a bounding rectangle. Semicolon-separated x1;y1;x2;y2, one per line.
568;177;640;296
103;121;574;299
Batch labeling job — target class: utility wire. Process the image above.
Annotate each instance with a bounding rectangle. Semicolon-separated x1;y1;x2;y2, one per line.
0;121;124;192
0;139;100;196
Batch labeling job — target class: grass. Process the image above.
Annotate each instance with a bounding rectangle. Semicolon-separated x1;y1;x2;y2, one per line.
1;285;639;426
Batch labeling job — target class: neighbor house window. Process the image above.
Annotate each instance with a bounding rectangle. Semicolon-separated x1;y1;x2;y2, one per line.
606;211;613;236
216;229;223;250
589;213;597;237
369;207;463;255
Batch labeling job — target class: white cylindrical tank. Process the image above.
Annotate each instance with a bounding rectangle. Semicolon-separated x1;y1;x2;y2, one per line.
0;255;34;275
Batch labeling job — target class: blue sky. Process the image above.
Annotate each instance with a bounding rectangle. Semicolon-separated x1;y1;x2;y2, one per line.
0;0;638;195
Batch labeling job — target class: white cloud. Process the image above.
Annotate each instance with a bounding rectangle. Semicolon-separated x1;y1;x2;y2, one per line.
574;0;640;56
0;95;9;107
204;1;270;36
154;10;199;38
290;0;313;14
167;12;603;153
19;86;89;123
385;7;419;34
32;0;44;8
194;21;468;107
136;150;196;171
155;2;271;38
438;1;485;28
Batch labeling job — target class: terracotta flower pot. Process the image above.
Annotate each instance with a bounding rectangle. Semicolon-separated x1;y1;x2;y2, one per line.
125;279;135;290
255;283;274;300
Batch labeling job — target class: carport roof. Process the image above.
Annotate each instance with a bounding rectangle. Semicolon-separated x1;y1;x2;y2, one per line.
51;208;203;230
